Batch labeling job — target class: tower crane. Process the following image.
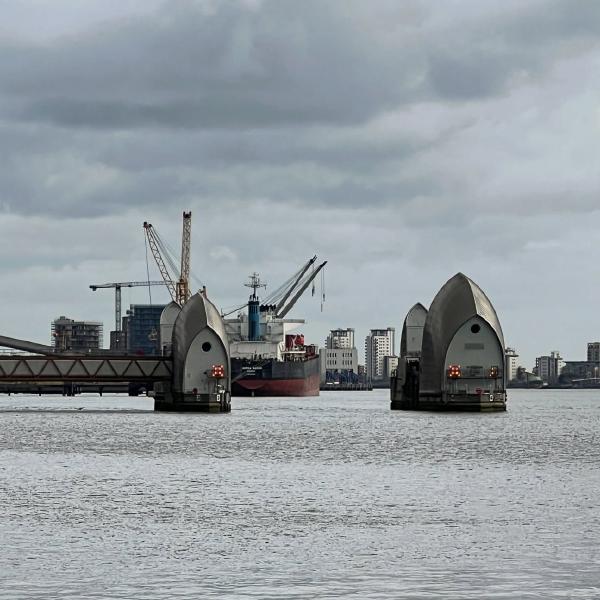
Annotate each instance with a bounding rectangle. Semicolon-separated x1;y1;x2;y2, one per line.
143;211;192;306
90;281;169;332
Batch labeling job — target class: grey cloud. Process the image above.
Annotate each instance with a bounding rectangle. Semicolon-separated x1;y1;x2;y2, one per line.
423;0;600;101
505;0;600;45
3;0;598;132
1;0;415;130
427;51;517;99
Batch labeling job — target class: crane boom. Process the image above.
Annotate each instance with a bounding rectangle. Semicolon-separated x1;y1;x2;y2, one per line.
275;255;317;314
143;222;178;304
177;211;192;305
90;281;167;289
277;261;327;319
90;280;169;332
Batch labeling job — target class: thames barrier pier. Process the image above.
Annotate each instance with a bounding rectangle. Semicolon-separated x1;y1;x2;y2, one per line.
391;273;507;412
153;291;231;412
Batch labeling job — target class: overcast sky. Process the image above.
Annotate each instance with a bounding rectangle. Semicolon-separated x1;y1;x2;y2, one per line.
1;0;599;367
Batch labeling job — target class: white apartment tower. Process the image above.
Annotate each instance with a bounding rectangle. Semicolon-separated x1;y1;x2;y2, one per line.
320;328;358;384
505;347;519;382
365;328;395;381
326;328;355;349
535;351;564;385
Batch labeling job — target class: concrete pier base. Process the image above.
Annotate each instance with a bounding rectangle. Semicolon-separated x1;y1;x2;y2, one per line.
154;399;231;413
391;392;506;412
153;388;231;413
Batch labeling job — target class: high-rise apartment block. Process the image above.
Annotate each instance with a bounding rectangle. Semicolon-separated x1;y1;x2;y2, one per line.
505;347;519;382
125;304;166;356
534;351;564;385
365;328;396;381
587;342;600;362
326;328;355;349
320;328;358;384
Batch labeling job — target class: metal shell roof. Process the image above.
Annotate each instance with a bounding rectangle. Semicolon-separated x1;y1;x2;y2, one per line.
419;273;505;396
160;301;181;327
171;292;230;392
400;302;428;358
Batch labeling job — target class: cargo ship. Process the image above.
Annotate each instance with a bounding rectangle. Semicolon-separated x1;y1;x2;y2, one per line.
224;259;326;397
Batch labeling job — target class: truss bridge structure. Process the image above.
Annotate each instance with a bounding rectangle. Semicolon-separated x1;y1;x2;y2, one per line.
0;355;172;383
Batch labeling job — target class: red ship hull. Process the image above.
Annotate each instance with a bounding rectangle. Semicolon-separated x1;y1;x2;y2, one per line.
231;356;320;397
233;372;320;397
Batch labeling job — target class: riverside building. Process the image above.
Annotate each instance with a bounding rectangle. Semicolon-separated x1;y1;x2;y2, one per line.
326;328;355;349
534;351;564;385
505;347;519;383
320;328;358;384
125;304;167;356
51;317;103;352
587;342;600;362
365;327;396;383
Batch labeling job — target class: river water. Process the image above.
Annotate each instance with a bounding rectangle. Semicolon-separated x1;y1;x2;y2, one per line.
1;389;599;599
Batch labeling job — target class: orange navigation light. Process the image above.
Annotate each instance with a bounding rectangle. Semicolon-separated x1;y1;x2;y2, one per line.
489;366;499;378
211;364;225;379
447;365;462;379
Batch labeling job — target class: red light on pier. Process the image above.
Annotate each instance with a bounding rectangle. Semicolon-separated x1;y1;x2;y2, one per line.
211;364;225;379
447;365;462;379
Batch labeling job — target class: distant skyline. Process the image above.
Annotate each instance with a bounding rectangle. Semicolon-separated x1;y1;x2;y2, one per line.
1;0;600;369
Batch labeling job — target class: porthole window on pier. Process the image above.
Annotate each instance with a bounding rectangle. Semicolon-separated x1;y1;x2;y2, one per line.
202;341;212;352
471;324;481;334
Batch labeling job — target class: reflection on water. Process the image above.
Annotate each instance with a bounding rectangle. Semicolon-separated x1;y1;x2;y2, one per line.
1;390;600;599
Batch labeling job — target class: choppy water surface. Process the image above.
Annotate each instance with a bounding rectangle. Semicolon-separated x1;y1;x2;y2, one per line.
1;389;600;599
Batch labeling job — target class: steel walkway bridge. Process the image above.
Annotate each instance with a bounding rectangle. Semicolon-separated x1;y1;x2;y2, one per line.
0;355;172;383
0;334;172;386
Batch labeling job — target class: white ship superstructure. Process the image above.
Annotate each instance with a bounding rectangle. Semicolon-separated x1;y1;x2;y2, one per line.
224;260;327;398
225;310;305;361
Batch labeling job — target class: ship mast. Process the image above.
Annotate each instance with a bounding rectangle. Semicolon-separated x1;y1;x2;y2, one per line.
244;272;266;301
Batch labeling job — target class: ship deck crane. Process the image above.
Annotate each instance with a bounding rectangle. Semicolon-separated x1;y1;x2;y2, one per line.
277;261;327;318
225;256;326;319
143;211;192;306
90;281;169;332
275;256;317;315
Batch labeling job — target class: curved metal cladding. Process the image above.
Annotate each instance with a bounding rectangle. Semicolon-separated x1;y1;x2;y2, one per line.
162;292;230;412
391;303;428;409
159;301;181;355
400;303;428;358
419;273;505;399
